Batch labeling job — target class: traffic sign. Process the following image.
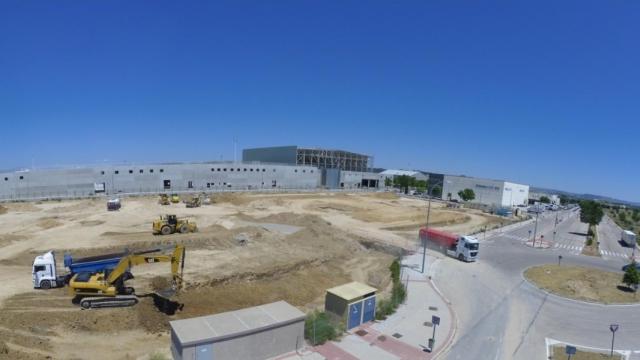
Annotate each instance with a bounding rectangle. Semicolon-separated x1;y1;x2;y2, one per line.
432;315;440;326
565;345;576;355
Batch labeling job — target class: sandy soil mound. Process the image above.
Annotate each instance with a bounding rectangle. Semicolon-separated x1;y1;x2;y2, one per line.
0;205;7;215
37;217;63;229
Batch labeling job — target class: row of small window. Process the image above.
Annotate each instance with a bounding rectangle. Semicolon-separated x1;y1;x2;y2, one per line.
209;168;313;173
102;169;164;175
4;176;23;181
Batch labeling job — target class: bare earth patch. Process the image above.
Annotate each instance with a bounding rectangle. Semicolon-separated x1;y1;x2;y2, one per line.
525;264;640;304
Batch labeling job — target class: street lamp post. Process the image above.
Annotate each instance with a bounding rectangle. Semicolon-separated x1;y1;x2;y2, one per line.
421;180;444;274
609;324;619;357
532;211;540;247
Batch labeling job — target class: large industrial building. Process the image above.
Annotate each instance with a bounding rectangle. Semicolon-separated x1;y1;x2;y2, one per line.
243;146;383;189
441;175;529;207
0;162;320;201
243;145;372;172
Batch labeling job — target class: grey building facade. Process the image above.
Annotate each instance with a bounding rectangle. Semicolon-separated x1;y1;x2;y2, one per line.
243;146;372;172
0;162;320;201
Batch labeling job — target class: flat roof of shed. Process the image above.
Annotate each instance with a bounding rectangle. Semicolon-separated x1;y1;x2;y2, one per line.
170;301;305;346
326;281;377;302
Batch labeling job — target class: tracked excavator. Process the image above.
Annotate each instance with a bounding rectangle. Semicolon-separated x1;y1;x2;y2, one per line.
68;244;185;313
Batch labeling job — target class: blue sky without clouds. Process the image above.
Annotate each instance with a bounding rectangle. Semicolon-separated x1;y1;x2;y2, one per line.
1;1;639;201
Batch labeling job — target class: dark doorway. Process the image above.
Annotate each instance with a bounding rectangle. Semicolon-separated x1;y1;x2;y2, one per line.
163;180;171;189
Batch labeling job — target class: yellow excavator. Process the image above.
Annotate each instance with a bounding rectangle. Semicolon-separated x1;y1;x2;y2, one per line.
68;244;185;313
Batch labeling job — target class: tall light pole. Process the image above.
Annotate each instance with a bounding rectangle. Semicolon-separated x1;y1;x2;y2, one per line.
532;211;540;247
422;180;444;274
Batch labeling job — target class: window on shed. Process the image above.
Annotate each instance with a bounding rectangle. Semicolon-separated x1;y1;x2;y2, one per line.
263;169;266;172
250;168;253;172
207;183;211;188
243;168;247;172
217;168;221;171
211;168;215;172
115;171;119;174
237;168;240;171
230;168;234;171
295;169;298;173
19;176;24;180
303;170;306;173
150;169;154;173
223;168;227;171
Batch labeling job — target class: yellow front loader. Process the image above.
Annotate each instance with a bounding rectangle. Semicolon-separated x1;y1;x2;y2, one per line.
152;215;197;235
68;244;185;313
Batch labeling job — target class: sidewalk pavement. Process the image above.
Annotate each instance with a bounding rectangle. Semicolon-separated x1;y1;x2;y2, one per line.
312;251;456;359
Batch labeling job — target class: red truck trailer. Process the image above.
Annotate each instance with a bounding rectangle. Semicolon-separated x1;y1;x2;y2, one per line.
418;227;479;262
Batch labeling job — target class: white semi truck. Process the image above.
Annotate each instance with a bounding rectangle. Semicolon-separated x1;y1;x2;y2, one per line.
621;230;637;248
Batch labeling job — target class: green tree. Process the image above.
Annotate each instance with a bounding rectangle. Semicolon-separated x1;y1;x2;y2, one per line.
394;175;416;194
431;185;442;198
622;263;640;292
632;209;640;222
619;211;627;222
384;177;392;187
415;180;427;192
539;196;551;204
458;188;475;202
578;200;604;226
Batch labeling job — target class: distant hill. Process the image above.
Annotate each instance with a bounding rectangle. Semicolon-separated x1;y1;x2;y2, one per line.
531;187;640;207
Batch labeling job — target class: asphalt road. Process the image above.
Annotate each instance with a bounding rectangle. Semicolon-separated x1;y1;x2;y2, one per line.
435;209;640;360
599;215;637;262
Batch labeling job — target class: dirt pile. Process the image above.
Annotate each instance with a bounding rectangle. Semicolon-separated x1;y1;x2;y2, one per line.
209;192;250;206
0;205;7;215
37;217;63;229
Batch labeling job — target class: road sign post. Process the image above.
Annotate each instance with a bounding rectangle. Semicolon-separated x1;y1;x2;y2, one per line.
609;324;619;357
558;255;563;266
430;315;440;352
565;345;576;360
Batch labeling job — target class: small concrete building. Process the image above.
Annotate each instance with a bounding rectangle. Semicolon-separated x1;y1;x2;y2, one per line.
325;282;377;330
170;301;305;360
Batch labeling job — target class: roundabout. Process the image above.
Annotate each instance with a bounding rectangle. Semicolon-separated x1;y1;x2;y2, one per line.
432;209;640;360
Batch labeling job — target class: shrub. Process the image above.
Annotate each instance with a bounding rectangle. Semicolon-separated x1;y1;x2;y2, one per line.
389;259;401;283
305;311;338;345
623;263;640;292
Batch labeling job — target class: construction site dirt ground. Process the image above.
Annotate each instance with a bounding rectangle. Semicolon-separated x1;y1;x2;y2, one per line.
0;192;513;359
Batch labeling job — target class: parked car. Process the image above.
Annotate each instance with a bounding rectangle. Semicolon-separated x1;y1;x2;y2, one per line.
622;262;640;272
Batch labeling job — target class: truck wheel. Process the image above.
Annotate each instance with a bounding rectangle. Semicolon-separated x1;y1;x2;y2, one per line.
80;300;91;309
40;280;51;290
161;226;172;235
458;254;465;262
179;225;188;234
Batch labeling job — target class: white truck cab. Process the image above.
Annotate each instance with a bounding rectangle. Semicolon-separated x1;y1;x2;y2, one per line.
446;236;479;262
32;251;60;289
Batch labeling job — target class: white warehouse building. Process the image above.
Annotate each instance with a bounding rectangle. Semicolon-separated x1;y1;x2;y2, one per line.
442;175;529;207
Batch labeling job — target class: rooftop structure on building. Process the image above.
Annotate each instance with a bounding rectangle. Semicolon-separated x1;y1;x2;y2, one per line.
242;145;372;172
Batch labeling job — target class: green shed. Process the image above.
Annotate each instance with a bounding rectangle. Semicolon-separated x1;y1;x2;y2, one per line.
325;282;377;330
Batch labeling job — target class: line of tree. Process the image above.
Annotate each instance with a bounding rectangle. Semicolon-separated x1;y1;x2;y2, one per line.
386;175;440;195
539;196;551;204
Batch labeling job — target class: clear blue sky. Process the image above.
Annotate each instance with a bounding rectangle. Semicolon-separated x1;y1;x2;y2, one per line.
1;1;638;202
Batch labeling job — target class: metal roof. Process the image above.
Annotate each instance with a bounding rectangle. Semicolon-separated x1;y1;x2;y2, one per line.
326;282;377;302
169;301;305;346
379;169;419;176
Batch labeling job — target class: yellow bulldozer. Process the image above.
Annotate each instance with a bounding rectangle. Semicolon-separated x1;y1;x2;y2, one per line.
159;194;170;205
68;244;185;313
152;215;197;235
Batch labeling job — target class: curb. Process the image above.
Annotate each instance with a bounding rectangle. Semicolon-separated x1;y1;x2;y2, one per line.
426;263;458;359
